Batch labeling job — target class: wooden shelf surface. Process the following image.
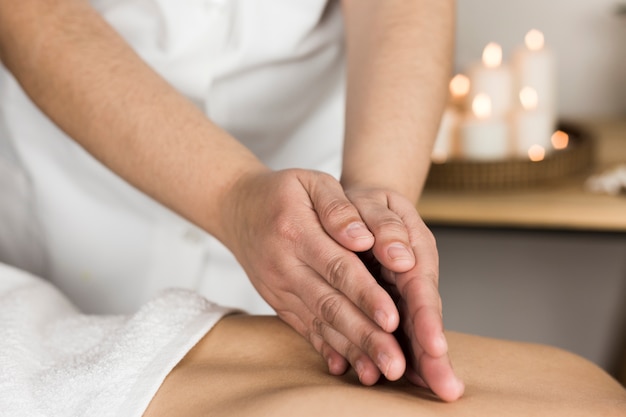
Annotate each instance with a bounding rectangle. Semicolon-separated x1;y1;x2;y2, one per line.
418;119;626;232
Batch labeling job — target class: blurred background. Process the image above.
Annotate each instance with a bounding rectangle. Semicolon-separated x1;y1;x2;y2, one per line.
422;0;626;384
455;0;625;118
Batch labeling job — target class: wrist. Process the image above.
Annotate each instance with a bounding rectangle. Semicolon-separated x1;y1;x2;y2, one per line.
340;172;424;204
210;163;272;255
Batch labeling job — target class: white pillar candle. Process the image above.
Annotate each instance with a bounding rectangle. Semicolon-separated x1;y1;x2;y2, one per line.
432;107;460;163
460;93;510;161
467;43;514;117
512;29;557;115
512;86;555;158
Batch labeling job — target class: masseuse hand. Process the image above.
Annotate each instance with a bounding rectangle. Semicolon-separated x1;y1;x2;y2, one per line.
345;187;465;402
220;168;406;386
220;168;463;401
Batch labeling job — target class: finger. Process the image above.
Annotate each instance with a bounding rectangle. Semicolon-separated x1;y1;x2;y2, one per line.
291;261;406;381
409;280;447;356
398;294;444;370
397;278;464;401
277;291;382;385
399;300;464;402
395;261;447;358
298;233;399;333
308;312;382;385
416;352;465;402
405;367;429;389
318;335;350;376
270;258;404;381
390;207;446;357
350;191;416;273
302;172;375;253
253;274;348;374
278;309;350;376
309;287;405;381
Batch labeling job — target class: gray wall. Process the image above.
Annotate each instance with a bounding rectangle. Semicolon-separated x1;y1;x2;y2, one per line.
456;0;626;117
434;226;626;376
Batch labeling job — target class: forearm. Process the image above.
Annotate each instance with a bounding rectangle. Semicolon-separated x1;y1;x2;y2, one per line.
340;0;454;202
0;0;267;241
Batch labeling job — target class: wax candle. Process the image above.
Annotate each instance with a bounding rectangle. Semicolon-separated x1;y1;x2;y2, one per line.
432;107;460;163
449;73;470;111
512;29;556;115
512;86;555;158
460;93;510;161
467;43;514;117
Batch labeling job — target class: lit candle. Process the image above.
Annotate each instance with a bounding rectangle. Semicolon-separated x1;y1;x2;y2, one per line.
527;144;546;162
449;73;470;111
460;93;510;161
466;43;514;117
512;86;554;158
551;130;569;150
512;29;556;116
432;75;470;163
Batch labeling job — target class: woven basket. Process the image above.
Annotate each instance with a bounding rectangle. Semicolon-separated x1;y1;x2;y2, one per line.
425;123;595;190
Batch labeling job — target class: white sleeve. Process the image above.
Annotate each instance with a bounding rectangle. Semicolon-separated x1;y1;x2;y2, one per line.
0;263;234;417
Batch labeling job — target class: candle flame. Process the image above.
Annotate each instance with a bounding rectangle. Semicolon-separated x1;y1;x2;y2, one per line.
482;42;503;69
449;74;470;98
551;130;569;150
472;93;492;119
519;86;539;110
525;29;545;51
528;145;546;162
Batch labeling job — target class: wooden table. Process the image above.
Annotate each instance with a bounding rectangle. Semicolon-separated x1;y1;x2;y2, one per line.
418;119;626;232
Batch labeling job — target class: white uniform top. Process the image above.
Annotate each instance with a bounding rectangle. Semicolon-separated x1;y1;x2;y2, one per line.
0;0;345;314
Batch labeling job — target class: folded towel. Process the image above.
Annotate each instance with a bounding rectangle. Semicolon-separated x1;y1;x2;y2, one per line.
0;262;234;417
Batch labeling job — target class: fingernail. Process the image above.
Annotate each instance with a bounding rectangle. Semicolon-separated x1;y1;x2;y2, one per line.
436;333;449;353
355;359;366;378
387;244;412;261
374;310;388;330
346;222;373;240
456;376;465;392
376;352;391;377
327;358;338;374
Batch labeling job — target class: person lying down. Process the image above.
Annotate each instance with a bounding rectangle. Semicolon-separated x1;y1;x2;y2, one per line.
1;262;624;417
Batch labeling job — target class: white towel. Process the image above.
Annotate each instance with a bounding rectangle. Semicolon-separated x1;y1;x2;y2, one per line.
0;262;234;417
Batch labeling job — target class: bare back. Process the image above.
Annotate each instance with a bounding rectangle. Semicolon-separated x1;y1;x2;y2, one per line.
145;315;626;417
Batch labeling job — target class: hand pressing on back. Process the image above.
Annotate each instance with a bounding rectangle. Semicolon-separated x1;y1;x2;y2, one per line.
219;169;464;402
